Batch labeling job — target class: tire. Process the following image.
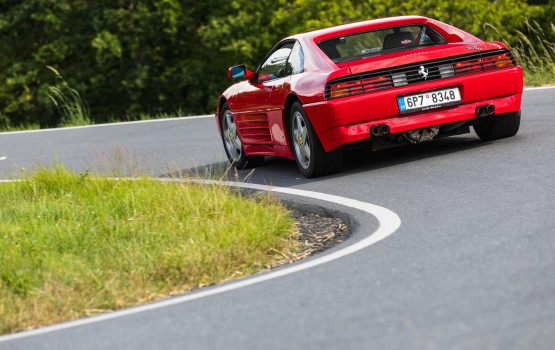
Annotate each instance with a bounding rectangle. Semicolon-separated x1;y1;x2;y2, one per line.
220;102;264;169
289;101;342;178
474;111;521;141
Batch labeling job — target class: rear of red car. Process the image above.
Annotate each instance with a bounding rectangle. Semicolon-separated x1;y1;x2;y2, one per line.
300;16;523;152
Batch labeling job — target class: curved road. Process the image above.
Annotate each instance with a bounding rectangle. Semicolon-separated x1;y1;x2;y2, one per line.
1;88;554;349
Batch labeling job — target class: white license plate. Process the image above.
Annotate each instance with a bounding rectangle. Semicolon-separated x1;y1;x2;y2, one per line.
397;87;461;114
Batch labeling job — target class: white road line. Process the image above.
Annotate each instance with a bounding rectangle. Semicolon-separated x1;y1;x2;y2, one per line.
523;85;555;91
0;178;401;343
0;115;214;135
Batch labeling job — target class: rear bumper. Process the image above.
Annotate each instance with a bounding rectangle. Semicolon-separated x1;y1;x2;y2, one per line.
303;66;523;152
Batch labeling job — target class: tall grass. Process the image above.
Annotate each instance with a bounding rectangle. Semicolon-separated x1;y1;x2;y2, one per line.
103;108;188;124
0;123;41;133
0;165;298;334
46;66;91;127
502;19;555;86
514;20;555;85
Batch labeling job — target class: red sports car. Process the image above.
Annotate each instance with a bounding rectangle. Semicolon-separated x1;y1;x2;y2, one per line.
216;15;522;177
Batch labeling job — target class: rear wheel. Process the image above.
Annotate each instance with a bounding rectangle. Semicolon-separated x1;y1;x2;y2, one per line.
289;101;342;178
220;102;264;169
474;111;521;141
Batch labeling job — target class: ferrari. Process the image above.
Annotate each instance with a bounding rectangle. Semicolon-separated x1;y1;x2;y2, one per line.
216;16;523;177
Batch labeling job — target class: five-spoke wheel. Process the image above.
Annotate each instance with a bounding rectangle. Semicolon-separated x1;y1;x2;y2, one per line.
289;101;342;178
222;109;242;163
292;110;311;170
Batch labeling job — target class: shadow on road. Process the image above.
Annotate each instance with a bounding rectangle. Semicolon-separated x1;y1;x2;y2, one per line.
170;135;490;187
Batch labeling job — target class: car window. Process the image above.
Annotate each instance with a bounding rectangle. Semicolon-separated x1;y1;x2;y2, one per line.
257;42;295;83
318;25;447;63
286;41;304;76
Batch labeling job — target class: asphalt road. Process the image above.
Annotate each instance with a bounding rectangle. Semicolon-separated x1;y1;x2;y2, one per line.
1;88;554;349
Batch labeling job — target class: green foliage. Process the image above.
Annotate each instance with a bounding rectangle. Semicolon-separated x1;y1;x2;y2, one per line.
0;0;553;130
269;0;543;46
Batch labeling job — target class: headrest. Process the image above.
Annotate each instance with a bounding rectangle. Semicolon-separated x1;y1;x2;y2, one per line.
383;31;415;50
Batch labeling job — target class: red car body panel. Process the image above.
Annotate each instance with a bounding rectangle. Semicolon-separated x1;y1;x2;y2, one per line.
216;15;523;158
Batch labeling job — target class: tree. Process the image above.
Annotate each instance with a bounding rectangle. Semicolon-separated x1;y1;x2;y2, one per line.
0;0;548;129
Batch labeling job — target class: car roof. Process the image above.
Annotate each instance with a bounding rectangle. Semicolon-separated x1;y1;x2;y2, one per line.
288;15;434;43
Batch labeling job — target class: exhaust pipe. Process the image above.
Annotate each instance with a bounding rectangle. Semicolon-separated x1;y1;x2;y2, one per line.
371;124;390;137
476;104;495;118
486;104;495;115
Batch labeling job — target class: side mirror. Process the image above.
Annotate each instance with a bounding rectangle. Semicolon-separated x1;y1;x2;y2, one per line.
228;64;255;82
229;65;246;79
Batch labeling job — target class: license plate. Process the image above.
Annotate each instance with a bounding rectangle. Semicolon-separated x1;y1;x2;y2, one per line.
397;87;461;114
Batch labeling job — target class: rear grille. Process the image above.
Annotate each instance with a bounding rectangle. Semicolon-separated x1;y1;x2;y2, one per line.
325;49;517;100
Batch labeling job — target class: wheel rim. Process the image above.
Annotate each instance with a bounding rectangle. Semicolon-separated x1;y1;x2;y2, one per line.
292;111;311;169
222;110;242;162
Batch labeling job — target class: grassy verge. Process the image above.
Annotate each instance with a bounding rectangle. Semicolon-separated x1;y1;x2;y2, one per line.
0;165;298;334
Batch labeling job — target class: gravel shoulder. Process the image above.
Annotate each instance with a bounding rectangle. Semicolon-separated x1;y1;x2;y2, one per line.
290;209;350;259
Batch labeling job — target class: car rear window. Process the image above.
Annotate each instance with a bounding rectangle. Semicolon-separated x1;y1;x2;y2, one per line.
317;25;447;63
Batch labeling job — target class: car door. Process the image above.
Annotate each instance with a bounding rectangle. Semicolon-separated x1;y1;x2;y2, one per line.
231;42;294;112
232;42;295;147
265;41;305;150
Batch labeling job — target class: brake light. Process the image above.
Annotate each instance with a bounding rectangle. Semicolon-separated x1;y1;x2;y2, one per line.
361;76;393;92
329;75;393;99
455;54;514;75
329;81;363;98
454;59;483;74
482;54;513;68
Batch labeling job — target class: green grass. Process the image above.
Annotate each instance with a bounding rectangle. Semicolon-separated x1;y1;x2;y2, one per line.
512;20;555;86
485;19;555;86
0;123;41;133
46;66;91;128
0;165;298;334
0;112;187;133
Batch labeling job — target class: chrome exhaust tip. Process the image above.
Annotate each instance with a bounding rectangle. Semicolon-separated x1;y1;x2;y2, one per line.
476;106;487;118
380;124;390;135
476;104;496;118
371;124;391;137
486;104;495;115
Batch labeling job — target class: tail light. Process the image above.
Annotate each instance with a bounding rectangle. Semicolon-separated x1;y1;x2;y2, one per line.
455;54;514;75
482;54;513;68
361;76;393;92
454;59;483;74
329;75;391;99
329;81;363;99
